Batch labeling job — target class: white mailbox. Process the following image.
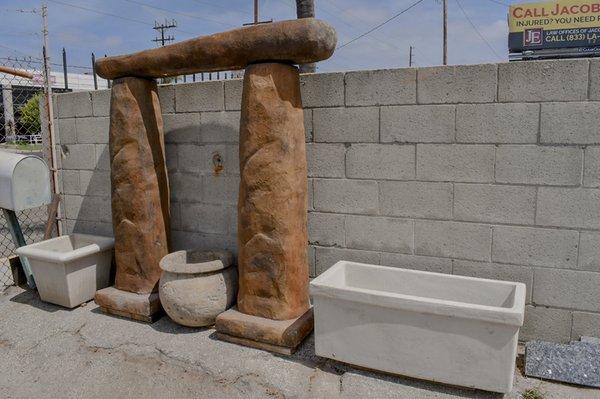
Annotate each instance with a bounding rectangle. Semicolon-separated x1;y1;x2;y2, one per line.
0;152;52;211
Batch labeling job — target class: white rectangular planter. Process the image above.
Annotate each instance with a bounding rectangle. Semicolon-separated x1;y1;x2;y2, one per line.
16;234;114;308
310;261;526;393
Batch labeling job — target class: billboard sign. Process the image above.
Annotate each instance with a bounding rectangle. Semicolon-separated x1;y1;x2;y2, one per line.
509;1;600;52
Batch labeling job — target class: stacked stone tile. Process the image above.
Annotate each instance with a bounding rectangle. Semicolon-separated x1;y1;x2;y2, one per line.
52;58;600;342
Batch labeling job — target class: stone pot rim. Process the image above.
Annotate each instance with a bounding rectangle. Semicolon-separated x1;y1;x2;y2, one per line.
160;249;234;275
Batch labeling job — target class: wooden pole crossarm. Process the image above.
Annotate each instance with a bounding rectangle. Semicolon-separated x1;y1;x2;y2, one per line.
95;18;337;80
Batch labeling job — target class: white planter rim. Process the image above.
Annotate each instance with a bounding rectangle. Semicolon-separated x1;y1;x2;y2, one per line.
310;261;526;327
16;233;114;264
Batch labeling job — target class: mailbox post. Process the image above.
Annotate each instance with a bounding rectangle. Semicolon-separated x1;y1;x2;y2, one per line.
0;152;52;288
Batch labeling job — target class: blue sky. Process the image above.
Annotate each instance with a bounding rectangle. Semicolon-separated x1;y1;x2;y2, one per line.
0;0;519;75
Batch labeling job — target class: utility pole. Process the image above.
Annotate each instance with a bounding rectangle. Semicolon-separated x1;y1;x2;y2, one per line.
254;0;259;24
443;0;448;65
91;53;98;90
62;47;68;90
41;3;62;235
153;19;177;46
409;46;414;67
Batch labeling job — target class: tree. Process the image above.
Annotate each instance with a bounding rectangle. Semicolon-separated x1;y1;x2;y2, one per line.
296;0;316;73
19;93;42;135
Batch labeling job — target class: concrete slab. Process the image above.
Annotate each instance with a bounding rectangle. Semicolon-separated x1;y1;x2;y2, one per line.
0;286;598;399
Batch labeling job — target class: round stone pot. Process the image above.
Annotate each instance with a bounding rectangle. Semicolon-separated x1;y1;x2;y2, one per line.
159;250;237;327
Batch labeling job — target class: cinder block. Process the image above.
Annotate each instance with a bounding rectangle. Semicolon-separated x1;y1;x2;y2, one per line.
521;305;573;343
541;102;600;144
452;260;533;304
300;72;345;108
91;90;110;117
415;220;492;262
313;179;378;214
346;144;415;180
226;205;237;235
175;81;224;112
165;143;178;172
75;117;109;144
61;144;96;170
308;212;345;246
178;144;225;174
181;203;229;234
572;311;600;340
63;195;83;220
313;107;379;143
417;144;495;183
95;144;110;171
304;109;313;142
171;231;237;254
314;246;380;275
201;174;239;205
584;147;600;187
417;64;497;104
224;144;239;176
163;113;201;143
79;170;110;197
533;268;600;313
158;85;175;114
60;170;80;195
498;59;589;102
589;59;600;100
492;226;578;269
224;79;242;111
308;179;314;211
454;183;536;225
379;181;452;219
495;145;582;186
170;202;182;231
200;111;240;143
57;118;76;144
578;231;600;272
346;215;413;254
308;245;316;277
66;219;113;237
345;68;416;106
456;103;539;143
170;173;203;203
380;253;452;274
306;143;346;178
381;105;454;143
56;91;92;118
537;188;600;229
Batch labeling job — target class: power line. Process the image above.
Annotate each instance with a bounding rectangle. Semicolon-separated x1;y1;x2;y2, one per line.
337;0;427;50
121;0;235;28
455;0;503;60
485;0;510;6
46;0;197;37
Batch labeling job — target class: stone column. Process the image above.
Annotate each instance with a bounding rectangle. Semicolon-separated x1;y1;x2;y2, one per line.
216;63;313;354
94;77;170;322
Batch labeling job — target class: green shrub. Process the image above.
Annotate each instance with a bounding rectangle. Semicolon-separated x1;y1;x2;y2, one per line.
19;93;42;134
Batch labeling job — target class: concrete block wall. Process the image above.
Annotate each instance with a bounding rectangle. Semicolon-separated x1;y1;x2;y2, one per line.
53;58;600;343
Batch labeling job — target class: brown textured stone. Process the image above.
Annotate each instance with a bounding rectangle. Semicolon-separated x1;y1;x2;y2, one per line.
109;77;170;295
215;307;314;355
236;63;311;321
95;287;163;323
95;18;337;80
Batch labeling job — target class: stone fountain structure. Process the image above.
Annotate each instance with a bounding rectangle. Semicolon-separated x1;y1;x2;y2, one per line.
94;19;336;353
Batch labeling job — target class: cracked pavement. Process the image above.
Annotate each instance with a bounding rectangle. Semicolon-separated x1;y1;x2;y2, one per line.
0;286;598;399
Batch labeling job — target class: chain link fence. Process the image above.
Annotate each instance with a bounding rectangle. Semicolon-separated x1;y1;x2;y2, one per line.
0;57;58;290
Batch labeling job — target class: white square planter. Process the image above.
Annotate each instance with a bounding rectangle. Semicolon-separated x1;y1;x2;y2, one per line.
16;234;114;308
310;261;526;393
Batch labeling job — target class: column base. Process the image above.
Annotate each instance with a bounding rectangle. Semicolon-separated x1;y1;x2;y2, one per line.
215;306;313;355
94;286;163;323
